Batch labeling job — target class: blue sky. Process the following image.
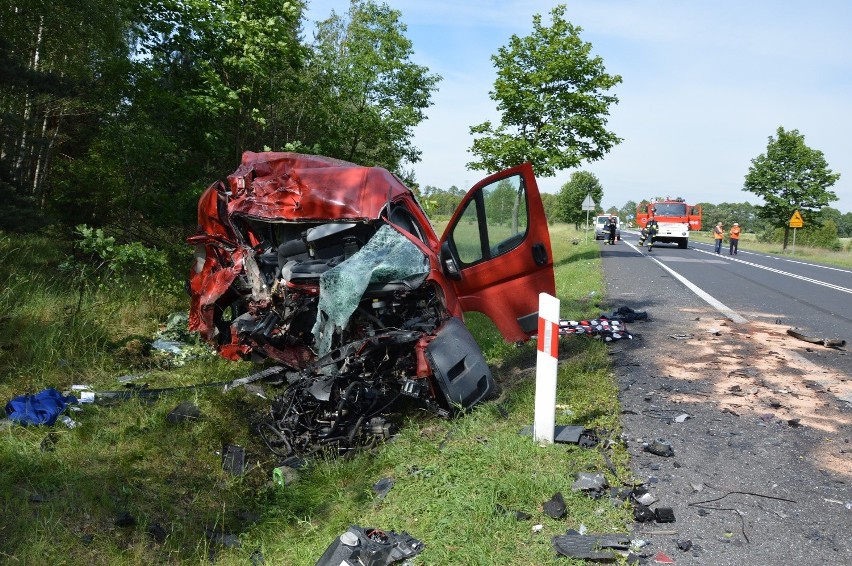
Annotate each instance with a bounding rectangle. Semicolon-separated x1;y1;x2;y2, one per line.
305;1;852;213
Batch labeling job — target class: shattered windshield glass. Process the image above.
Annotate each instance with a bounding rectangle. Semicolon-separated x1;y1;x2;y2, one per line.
311;224;429;356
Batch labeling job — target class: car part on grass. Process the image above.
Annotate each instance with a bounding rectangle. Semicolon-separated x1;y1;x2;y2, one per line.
518;425;600;447
372;477;395;499
91;365;287;403
543;492;567;519
786;327;846;349
552;531;631;560
187;152;556;457
559;317;633;341
222;444;245;476
573;472;608;498
315;525;424;566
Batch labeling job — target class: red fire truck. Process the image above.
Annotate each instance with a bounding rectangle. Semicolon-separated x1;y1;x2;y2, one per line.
636;198;702;249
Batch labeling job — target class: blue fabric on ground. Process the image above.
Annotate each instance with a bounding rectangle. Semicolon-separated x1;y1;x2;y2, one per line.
5;388;78;426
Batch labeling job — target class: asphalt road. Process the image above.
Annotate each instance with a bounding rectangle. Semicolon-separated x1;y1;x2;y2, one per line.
597;234;852;565
618;229;852;336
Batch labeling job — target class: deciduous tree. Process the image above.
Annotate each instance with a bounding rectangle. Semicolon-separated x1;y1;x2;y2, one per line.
555;171;602;228
467;4;621;177
303;0;440;174
744;126;840;249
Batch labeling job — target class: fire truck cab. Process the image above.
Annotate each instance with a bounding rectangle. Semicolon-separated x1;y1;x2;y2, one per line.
636;198;702;249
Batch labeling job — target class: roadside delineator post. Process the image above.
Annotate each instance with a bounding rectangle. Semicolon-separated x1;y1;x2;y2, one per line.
533;292;560;444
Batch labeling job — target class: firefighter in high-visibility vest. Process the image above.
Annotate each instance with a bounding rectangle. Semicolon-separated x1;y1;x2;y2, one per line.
638;213;659;251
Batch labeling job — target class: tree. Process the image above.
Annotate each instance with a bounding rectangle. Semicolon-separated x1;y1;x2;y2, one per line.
618;200;637;224
303;0;440;175
555;171;602;228
0;0;136;229
744;126;840;250
467;4;621;177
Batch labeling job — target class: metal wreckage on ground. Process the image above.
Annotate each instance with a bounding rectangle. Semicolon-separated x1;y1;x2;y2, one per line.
186;152;556;457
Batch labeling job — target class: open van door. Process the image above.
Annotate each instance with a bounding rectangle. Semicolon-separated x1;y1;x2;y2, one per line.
439;163;556;343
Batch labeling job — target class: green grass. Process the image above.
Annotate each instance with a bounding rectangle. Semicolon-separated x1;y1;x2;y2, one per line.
0;227;632;565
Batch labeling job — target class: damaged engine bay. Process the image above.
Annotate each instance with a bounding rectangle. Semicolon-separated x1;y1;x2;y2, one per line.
240;223;494;458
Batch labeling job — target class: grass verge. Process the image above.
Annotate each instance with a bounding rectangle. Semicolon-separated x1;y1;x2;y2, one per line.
0;227;632;565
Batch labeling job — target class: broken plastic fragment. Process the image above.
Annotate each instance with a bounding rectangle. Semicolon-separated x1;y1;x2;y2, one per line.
552;533;631;560
653;550;675;563
372;477;395;499
635;492;657;506
633;504;655;522
645;439;674;457
543;492;567;519
222;444;245;476
655;507;676;523
572;472;608;494
314;525;423;566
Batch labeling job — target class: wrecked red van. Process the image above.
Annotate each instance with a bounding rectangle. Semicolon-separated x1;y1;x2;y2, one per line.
187;152;554;455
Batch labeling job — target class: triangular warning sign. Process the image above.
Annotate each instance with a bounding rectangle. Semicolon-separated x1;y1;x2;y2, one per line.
789;210;804;228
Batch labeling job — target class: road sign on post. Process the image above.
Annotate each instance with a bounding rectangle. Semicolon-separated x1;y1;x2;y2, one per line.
789;210;804;254
581;194;595;242
789;210;804;228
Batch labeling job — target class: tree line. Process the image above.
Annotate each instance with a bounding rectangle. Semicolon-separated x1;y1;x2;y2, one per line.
0;0;440;245
1;2;624;261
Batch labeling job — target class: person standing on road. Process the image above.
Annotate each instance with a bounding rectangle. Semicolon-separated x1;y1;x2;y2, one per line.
729;222;741;255
607;215;617;245
713;222;725;254
641;213;659;252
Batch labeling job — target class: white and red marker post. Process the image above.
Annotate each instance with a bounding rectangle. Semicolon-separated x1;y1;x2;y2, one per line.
533;293;560;444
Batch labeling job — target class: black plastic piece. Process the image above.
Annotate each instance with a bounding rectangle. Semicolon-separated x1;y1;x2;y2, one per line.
634;504;655;522
655;507;676;523
543;492;567;519
425;318;496;413
552;533;630;560
222;444;245;476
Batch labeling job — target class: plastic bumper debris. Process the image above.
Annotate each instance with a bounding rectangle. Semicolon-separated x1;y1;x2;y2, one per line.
314;525;423;566
552;532;630;560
